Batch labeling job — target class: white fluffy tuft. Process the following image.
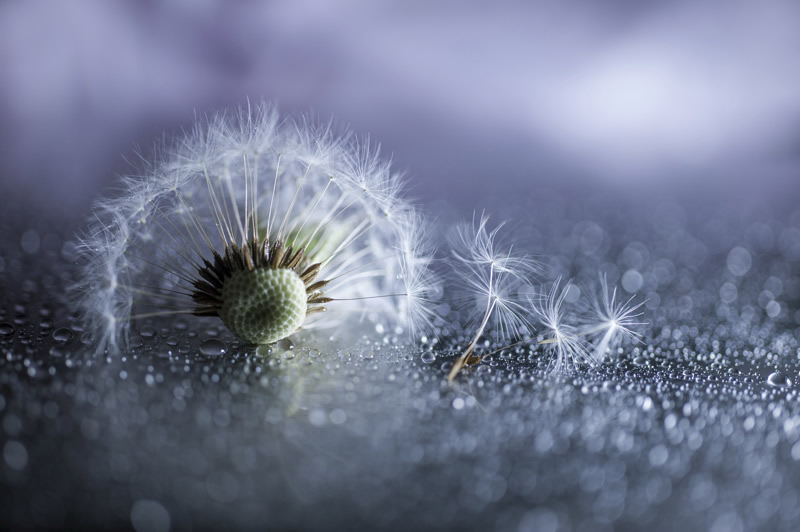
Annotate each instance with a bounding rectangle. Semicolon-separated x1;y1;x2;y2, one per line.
530;278;594;374
580;274;647;361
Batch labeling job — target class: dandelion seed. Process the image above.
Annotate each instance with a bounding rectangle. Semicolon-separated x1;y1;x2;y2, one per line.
579;274;647;361
447;213;538;382
73;103;439;353
530;278;593;374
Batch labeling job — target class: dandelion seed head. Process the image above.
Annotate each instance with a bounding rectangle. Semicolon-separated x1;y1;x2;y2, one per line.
219;268;308;344
73;103;439;353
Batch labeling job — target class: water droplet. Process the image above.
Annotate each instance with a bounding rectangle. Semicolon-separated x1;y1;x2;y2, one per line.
256;344;273;357
52;328;73;343
20;229;40;254
420;351;436;364
199;339;227;356
3;440;28;471
130;500;170;532
767;371;791;387
49;346;68;358
0;323;14;336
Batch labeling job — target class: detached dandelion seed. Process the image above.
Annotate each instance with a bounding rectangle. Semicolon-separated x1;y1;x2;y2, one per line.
74;103;439;353
447;213;538;382
530;278;593;374
580;274;647;361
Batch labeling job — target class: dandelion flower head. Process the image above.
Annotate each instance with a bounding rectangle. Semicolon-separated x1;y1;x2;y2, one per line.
74;103;438;353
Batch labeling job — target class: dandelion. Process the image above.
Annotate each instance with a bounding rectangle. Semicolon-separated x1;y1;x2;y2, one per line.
74;103;439;353
446;214;538;381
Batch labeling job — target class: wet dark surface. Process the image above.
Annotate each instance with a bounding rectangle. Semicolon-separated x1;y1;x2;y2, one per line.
2;188;800;531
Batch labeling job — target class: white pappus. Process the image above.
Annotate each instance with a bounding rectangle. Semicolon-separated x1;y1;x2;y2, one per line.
447;214;539;381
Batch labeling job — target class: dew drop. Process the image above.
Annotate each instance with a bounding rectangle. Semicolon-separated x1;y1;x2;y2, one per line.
3;440;28;471
130;500;170;532
199;339;227;357
49;346;67;358
420;351;436;364
0;323;14;336
52;328;73;343
767;371;791;387
256;344;273;357
20;229;40;254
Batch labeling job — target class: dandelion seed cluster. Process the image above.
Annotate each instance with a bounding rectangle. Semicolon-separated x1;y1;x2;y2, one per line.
75;104;439;353
448;215;646;379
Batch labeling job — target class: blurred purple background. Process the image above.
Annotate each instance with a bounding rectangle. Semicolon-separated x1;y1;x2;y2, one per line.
1;0;799;221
